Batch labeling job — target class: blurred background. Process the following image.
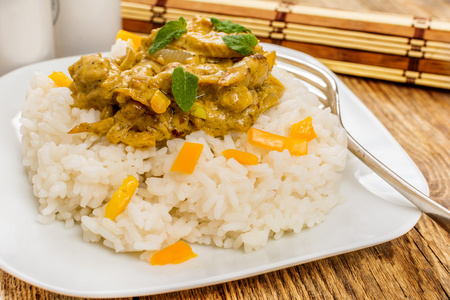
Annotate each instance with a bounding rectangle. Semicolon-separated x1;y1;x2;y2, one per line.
1;1;449;299
0;0;121;76
1;0;449;89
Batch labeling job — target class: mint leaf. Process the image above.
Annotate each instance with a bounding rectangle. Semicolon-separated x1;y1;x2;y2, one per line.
221;34;258;56
171;67;198;112
211;17;251;34
148;17;187;55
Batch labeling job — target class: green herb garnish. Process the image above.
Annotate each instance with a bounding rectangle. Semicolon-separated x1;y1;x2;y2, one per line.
171;67;199;112
148;17;187;55
211;17;252;34
221;34;258;56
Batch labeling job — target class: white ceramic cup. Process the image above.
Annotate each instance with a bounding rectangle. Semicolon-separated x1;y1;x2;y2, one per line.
0;0;55;76
53;0;122;57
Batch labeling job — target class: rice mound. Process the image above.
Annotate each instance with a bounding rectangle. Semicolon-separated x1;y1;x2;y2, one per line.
20;52;348;255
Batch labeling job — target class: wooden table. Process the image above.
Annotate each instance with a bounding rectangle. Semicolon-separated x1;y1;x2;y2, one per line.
1;1;449;299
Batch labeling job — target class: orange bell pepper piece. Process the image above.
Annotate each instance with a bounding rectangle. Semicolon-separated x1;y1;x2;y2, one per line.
170;142;204;174
222;149;258;165
284;138;308;156
116;29;142;51
247;127;285;152
150;241;197;265
289;116;317;141
48;71;72;88
248;128;307;156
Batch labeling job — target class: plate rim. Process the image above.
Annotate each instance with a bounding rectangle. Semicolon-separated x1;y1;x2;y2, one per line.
0;45;424;298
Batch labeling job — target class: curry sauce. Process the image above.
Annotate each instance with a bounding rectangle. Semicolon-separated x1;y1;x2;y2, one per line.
68;17;285;148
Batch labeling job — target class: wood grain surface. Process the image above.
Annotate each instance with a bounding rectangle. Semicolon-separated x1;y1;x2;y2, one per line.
121;0;450;88
272;0;450;20
1;1;449;299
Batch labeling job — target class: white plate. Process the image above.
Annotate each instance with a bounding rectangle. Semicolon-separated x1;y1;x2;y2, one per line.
0;45;425;298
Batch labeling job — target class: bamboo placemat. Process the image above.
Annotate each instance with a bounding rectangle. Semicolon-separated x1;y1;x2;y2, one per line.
120;0;450;89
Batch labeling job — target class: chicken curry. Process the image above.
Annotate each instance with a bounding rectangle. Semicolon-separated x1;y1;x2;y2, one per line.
67;16;285;148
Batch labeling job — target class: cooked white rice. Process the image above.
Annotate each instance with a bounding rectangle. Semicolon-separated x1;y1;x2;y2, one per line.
20;44;348;255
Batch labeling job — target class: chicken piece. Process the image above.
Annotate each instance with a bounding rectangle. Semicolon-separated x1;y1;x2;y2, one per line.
69;54;122;110
116;47;137;71
258;74;285;113
186;16;215;33
175;31;240;58
184;62;230;85
116;60;164;106
68;117;115;135
217;85;256;112
121;131;156;148
142;17;262;59
110;101;147;142
187;62;228;76
201;101;260;137
218;54;270;88
105;103;172;147
138;113;173;142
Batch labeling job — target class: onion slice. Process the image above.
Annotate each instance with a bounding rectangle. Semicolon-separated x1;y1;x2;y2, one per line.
150;49;194;64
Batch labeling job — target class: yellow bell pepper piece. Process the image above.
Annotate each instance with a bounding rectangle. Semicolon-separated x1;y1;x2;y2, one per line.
190;104;207;119
48;71;72;88
150;90;171;113
170;142;204;174
116;29;142;51
150;241;197;265
105;175;139;220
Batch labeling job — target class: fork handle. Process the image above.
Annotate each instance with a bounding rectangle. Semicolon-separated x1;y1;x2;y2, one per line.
346;134;450;234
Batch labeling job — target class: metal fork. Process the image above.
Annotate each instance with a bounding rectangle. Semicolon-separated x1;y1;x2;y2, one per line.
275;52;450;233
